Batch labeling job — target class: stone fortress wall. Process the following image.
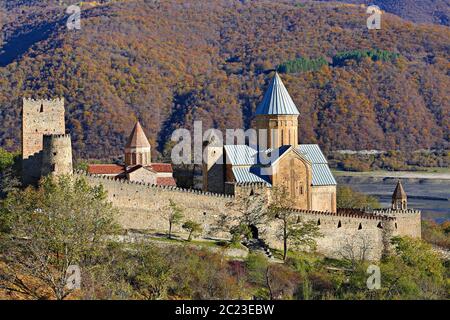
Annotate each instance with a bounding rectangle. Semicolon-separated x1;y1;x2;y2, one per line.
76;172;419;261
23;98;421;262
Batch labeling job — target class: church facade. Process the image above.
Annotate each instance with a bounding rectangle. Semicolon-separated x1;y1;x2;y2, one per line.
203;73;337;212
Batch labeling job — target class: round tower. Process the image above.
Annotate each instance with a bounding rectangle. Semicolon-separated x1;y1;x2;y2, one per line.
41;134;73;177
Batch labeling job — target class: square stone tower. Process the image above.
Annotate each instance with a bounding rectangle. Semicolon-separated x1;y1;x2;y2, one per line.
22;98;65;185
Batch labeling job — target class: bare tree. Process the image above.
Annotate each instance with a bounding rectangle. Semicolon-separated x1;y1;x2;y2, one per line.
338;233;374;267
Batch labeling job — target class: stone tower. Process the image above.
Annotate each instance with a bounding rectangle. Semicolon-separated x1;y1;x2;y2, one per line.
392;180;407;210
41;134;73;177
22;98;65;185
202;131;224;194
255;73;300;150
125;121;151;167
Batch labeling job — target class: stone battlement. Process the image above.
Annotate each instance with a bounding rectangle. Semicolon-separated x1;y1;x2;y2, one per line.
372;208;421;215
234;182;272;187
22;97;64;103
290;208;397;221
74;170;235;199
43;133;72;140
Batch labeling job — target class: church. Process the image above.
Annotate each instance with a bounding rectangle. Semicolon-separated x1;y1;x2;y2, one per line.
203;73;337;213
87;121;176;186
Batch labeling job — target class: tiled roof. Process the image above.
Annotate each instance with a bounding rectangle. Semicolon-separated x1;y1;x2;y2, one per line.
393;180;407;199
156;177;177;186
150;163;173;173
126;165;144;174
126;121;151;148
87;164;125;175
255;73;300;116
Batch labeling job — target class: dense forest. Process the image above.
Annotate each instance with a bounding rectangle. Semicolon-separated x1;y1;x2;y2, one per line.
0;0;448;159
318;0;450;26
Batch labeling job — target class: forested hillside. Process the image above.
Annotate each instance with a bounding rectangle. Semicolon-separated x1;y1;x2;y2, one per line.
0;0;448;159
318;0;450;26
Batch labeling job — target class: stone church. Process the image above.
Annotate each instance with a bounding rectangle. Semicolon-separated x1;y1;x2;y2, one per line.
203;73;337;213
87;121;176;186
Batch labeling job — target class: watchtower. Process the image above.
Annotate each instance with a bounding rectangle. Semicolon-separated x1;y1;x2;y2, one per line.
41;134;73;177
22;98;65;184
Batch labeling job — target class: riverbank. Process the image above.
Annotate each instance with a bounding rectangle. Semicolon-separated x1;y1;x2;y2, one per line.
334;172;450;222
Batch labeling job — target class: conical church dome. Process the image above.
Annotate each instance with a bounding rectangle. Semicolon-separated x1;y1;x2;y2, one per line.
256;72;300;116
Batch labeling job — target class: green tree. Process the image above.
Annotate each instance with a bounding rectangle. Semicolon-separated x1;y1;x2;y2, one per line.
0;175;119;300
182;220;202;241
337;186;380;209
268;187;322;261
129;243;173;300
166;199;184;239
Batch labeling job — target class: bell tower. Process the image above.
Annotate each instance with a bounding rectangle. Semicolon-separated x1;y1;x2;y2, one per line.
124;121;152;167
255;73;299;150
392;180;407;210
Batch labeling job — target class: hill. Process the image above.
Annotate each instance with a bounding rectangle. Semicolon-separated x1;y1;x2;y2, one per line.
0;0;448;159
317;0;450;26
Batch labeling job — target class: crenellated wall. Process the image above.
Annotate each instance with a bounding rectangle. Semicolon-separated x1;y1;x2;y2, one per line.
260;209;397;261
75;171;238;238
74;171;420;261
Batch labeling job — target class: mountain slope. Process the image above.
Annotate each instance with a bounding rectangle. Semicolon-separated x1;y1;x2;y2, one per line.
317;0;450;26
0;0;448;159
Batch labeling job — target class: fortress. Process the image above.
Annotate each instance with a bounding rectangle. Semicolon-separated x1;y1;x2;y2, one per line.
20;74;421;261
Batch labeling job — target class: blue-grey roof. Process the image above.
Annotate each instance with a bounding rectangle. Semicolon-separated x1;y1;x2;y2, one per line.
255;73;300;115
298;145;336;186
232;167;271;185
298;144;328;164
224;143;336;186
224;145;258;166
311;164;337;186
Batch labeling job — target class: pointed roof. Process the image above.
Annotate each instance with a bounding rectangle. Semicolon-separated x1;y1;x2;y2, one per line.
256;72;300;116
392;180;407;200
125;121;151;148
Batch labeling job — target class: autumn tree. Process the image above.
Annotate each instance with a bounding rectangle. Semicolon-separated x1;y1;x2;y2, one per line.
0;175;119;300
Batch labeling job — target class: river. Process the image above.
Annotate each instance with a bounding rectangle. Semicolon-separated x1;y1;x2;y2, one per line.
336;176;450;222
